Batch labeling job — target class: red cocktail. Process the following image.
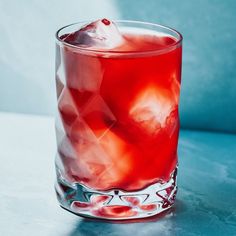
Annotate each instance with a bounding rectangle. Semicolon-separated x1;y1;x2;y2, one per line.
55;19;182;220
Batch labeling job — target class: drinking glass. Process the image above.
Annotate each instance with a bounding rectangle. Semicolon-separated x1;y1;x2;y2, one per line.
55;20;182;220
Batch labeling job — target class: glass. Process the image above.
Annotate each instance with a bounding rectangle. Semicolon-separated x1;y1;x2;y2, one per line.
54;20;182;220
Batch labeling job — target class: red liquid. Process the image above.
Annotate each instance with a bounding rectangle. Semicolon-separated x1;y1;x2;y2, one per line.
56;30;182;191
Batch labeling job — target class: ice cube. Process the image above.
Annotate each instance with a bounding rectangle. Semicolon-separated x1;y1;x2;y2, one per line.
98;130;132;185
171;74;181;104
72;129;132;189
80;94;117;139
65;18;124;50
129;86;176;135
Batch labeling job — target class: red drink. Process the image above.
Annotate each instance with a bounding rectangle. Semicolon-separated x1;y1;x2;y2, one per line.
55;19;182;219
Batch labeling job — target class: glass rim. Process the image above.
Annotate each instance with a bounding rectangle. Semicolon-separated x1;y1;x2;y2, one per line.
55;20;183;57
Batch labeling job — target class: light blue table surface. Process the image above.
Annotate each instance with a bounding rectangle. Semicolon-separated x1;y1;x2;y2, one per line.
1;112;235;236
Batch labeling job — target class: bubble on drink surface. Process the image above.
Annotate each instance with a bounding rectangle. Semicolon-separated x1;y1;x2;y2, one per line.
63;18;124;50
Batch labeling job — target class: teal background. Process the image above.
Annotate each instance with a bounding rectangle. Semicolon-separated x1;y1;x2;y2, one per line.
0;2;236;235
0;0;235;133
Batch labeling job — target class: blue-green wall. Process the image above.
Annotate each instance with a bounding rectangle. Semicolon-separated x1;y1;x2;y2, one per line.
116;0;236;133
0;0;235;133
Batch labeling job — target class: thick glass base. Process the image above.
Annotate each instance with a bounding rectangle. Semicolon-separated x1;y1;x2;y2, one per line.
55;168;177;220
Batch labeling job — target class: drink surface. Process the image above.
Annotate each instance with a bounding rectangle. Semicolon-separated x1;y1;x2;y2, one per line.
56;21;182;191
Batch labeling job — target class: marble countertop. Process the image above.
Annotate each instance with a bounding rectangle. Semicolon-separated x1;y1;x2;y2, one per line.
1;112;235;236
